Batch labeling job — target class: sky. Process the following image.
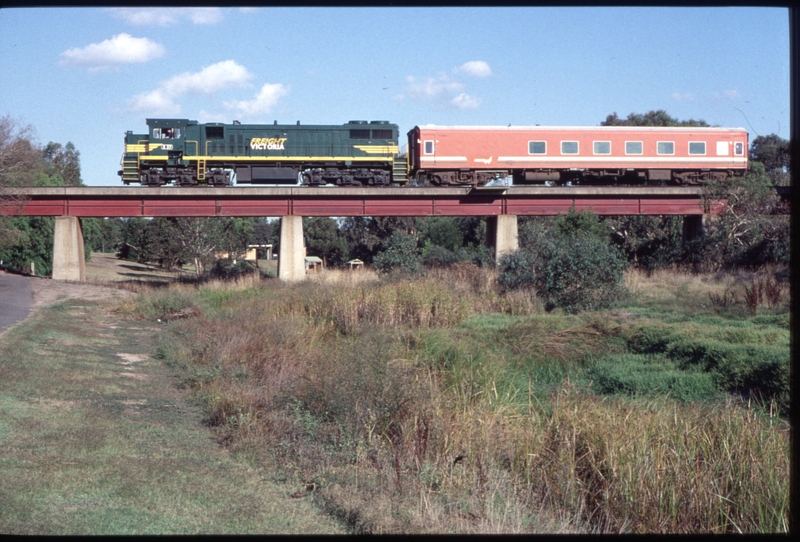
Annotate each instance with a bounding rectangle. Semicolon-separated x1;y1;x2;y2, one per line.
0;6;791;187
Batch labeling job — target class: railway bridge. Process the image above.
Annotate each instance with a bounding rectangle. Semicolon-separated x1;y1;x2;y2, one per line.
2;185;718;282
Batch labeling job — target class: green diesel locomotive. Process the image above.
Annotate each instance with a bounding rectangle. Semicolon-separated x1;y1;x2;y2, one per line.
118;119;402;187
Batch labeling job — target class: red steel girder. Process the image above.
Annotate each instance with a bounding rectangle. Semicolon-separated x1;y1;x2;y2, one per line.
3;186;711;217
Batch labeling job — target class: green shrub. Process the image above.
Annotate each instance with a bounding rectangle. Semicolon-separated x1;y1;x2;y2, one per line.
538;234;628;313
372;232;423;278
421;244;459;268
497;249;537;291
210;258;257;279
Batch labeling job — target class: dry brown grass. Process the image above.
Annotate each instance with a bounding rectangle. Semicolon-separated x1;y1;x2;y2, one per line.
137;264;789;533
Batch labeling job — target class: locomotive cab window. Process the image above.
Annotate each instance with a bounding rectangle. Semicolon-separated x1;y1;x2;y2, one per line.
561;141;579;154
688;142;706;155
593;141;611;155
734;142;744;155
153;128;161;139
424;140;434;155
528;141;546;154
625;141;643;155
657;141;674;155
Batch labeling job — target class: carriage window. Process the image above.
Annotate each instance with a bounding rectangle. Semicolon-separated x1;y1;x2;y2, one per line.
424;140;434;154
528;141;546;154
657;141;674;155
625;141;643;155
734;142;744;155
716;142;729;156
593;141;611;155
689;142;706;155
561;141;579;154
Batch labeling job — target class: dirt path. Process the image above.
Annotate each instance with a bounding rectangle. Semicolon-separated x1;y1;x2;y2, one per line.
0;262;343;534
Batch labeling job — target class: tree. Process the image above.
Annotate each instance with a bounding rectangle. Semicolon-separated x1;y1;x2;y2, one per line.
144;218;185;271
304;217;349;267
1;115;40;252
605;215;684;271
117;217;149;262
0;216;54;275
420;217;463;252
697;161;788;269
551;207;612;242
749;134;790;186
0;114;40;187
172;217;247;277
372;231;423;277
42;142;83;186
1;116;91;273
601;110;709;127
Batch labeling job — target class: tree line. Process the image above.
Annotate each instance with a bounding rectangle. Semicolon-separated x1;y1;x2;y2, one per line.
1;111;790;287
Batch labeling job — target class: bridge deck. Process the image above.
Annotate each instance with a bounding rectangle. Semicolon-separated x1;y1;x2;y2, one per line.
2;186;711;217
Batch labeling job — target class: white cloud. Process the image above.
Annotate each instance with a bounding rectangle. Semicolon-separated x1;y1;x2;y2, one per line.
404;72;485;110
128;60;254;115
108;8;223;26
161;60;253;95
671;92;696;101
406;74;464;101
451;93;481;109
224;83;290;116
455;60;492;78
129;89;179;115
724;90;741;99
59;33;164;71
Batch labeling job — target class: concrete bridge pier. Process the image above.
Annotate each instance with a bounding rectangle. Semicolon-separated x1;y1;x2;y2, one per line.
52;216;85;281
485;214;519;262
278;215;306;282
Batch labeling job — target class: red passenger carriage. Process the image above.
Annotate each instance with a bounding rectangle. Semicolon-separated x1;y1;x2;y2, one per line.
407;125;748;186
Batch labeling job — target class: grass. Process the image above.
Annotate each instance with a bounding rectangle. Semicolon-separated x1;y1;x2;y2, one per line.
136;264;789;533
0;297;344;534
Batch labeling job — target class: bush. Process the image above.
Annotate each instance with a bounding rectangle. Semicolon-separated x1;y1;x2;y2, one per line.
497;249;537;291
210;258;257;280
539;234;628;313
421;244;459;268
372;232;423;278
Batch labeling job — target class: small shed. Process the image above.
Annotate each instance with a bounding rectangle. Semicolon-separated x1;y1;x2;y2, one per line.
346;259;364;271
248;244;273;261
305;256;323;273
